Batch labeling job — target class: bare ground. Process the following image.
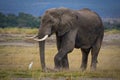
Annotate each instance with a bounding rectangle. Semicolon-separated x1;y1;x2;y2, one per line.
0;33;120;47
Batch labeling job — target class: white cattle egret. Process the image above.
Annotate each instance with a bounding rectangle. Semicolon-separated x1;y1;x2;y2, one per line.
29;61;33;69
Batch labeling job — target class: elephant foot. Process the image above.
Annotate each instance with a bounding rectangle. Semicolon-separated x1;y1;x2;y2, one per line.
54;68;61;72
42;67;69;72
80;67;86;72
42;67;55;72
42;67;63;72
54;67;69;72
90;66;96;71
90;63;97;71
80;65;87;72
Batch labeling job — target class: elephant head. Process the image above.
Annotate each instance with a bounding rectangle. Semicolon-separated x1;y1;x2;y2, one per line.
36;8;78;39
33;8;78;71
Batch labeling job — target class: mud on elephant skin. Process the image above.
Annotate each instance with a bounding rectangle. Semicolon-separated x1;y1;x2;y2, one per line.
33;7;104;71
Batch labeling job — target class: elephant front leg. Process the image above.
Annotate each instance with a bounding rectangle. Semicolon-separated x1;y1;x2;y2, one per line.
62;54;69;69
56;35;69;69
54;39;75;70
54;52;69;70
54;30;77;71
54;48;72;70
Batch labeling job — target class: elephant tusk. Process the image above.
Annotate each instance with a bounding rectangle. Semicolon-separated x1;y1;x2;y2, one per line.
30;35;38;38
25;35;38;39
34;35;48;41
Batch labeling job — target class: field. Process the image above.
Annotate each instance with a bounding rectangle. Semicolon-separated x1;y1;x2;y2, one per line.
0;28;120;80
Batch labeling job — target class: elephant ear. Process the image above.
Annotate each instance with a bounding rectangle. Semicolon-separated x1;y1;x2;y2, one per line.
48;8;78;36
57;12;77;36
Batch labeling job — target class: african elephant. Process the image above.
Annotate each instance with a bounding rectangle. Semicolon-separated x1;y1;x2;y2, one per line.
33;8;104;71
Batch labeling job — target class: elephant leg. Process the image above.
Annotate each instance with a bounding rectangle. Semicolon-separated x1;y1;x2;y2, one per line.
80;48;90;71
54;30;77;70
91;35;103;71
56;35;69;69
54;48;73;70
62;54;69;69
91;46;100;71
56;35;62;51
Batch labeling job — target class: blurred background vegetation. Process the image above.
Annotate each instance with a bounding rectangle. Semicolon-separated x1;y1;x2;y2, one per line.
0;12;40;28
0;12;120;30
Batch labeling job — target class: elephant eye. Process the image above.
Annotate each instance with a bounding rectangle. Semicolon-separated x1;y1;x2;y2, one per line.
48;20;53;23
41;19;45;23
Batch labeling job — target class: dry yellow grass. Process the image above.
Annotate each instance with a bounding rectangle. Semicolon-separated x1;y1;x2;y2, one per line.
0;28;120;79
0;44;120;79
0;27;38;34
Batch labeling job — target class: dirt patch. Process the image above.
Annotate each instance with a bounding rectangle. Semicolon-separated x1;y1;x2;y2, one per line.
102;33;120;47
0;33;120;47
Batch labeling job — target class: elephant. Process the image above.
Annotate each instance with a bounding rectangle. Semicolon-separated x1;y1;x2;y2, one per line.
33;7;104;71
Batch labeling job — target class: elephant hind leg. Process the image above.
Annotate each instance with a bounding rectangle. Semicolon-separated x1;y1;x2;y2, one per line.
91;35;103;71
91;45;100;71
80;48;91;71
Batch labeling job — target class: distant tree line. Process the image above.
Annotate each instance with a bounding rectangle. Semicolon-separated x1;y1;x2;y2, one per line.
0;12;40;28
103;21;120;30
0;12;120;30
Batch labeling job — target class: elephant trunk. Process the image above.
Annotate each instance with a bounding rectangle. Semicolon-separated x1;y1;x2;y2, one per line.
32;34;49;71
39;41;46;71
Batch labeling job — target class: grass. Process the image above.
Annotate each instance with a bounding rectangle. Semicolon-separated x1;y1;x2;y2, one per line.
0;27;38;42
0;45;120;79
105;28;120;34
0;27;38;34
0;27;120;79
0;27;120;35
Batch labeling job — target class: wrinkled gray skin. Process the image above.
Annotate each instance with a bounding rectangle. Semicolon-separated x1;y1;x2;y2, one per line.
37;8;104;71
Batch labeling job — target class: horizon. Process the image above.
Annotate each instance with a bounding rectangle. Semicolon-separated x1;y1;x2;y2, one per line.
0;0;120;18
